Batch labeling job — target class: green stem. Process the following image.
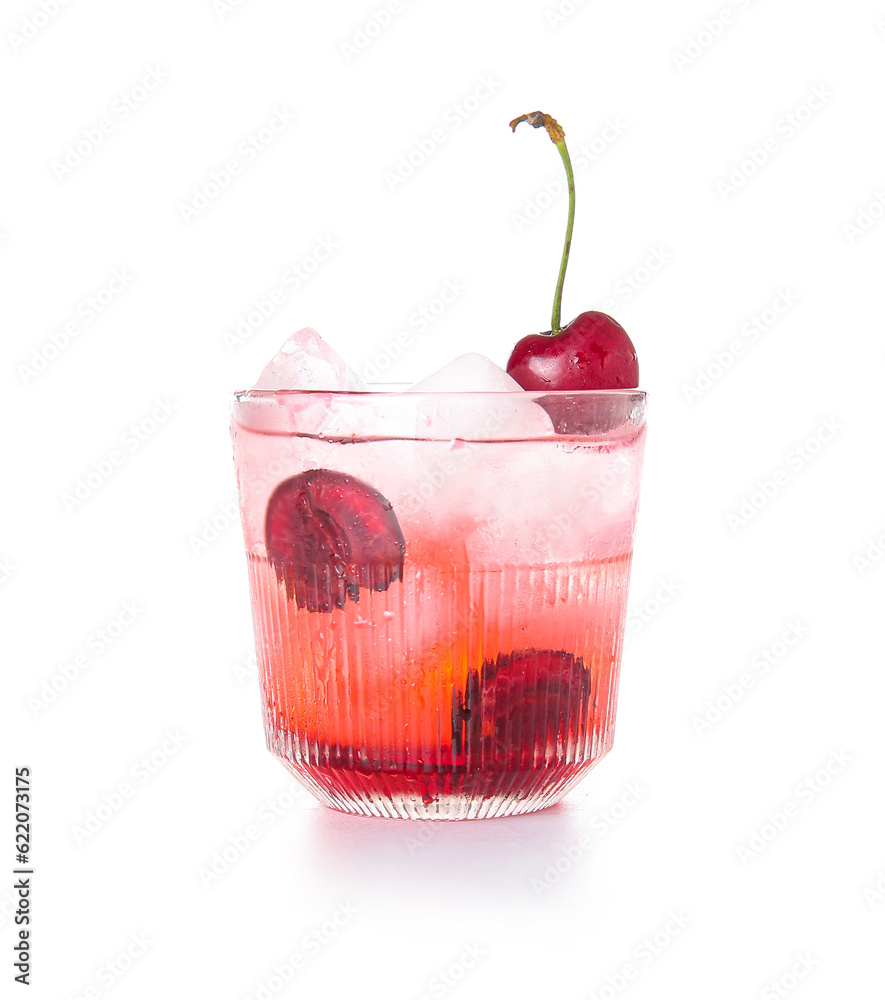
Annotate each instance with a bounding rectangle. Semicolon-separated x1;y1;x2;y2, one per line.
552;139;574;334
510;111;576;335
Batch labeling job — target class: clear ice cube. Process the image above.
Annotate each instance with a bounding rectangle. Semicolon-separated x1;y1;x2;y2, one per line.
408;353;555;440
254;328;367;391
408;353;524;392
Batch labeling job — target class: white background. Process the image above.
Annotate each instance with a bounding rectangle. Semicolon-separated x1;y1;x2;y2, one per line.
4;0;885;997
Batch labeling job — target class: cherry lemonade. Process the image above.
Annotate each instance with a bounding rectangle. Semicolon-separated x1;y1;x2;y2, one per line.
233;390;645;819
232;110;646;819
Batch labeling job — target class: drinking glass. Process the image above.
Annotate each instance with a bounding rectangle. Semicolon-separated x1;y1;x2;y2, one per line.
232;388;645;820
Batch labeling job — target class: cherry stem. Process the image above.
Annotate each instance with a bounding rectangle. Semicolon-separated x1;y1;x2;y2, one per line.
510;112;575;335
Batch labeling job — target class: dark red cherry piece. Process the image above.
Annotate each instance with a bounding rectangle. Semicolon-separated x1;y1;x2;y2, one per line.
452;649;591;767
507;310;639;391
265;469;405;613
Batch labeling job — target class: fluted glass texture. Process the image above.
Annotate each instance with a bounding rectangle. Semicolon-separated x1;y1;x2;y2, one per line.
232;390;645;820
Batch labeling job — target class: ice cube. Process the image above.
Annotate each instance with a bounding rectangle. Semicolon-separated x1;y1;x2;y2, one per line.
254;327;367;391
396;354;558;546
463;441;638;567
408;353;555;440
409;353;523;392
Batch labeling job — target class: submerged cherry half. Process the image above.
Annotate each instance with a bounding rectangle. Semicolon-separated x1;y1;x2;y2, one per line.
452;648;591;766
265;469;405;613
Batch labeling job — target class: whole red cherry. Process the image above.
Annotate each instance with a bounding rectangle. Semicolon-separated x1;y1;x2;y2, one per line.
506;112;640;392
507;310;639;390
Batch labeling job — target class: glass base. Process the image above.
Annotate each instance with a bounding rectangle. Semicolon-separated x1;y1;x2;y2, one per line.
272;746;607;820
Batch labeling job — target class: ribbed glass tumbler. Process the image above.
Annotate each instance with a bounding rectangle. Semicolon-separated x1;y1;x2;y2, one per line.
232;388;645;820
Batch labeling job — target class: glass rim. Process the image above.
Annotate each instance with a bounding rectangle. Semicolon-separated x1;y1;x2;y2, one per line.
234;387;647;402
